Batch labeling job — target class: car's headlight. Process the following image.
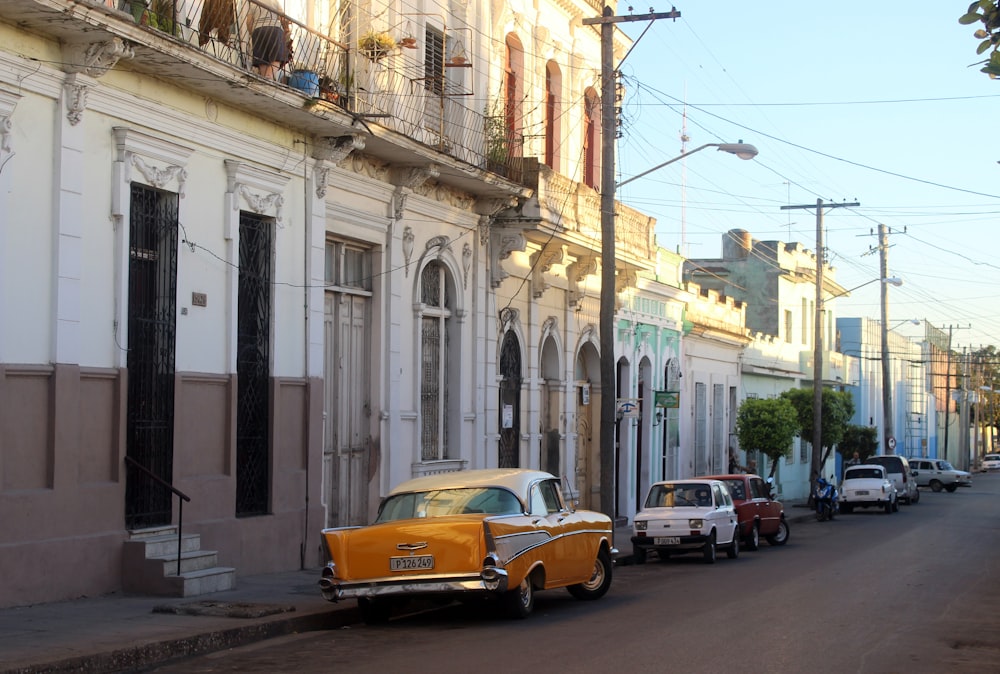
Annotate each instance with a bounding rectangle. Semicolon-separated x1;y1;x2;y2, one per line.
635;520;647;531
688;519;704;529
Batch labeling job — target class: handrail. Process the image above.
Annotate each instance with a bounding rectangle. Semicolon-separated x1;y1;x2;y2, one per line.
124;455;191;578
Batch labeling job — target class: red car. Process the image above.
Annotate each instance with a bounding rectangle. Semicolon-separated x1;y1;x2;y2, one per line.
703;474;789;550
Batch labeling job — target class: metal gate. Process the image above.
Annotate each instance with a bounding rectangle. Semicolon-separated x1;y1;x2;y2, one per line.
125;183;178;530
498;331;521;468
236;211;272;517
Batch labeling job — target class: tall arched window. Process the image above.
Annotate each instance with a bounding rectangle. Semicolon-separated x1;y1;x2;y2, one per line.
421;261;454;461
504;35;525;158
544;61;562;170
583;88;601;189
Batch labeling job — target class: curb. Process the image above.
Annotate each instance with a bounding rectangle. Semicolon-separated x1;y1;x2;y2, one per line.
5;607;359;674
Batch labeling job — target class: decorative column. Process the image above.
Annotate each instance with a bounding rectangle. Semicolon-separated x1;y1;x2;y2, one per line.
0;89;20;359
56;39;133;364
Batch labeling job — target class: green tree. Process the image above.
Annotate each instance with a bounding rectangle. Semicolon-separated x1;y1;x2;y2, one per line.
838;425;880;463
734;397;800;479
959;1;1000;78
780;387;855;477
970;344;999;454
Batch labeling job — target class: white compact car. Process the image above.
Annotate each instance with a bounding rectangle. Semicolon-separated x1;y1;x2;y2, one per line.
840;465;898;514
909;458;972;492
981;454;1000;471
631;479;740;564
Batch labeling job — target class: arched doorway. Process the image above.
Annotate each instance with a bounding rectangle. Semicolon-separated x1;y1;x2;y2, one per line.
498;331;522;468
576;340;600;510
540;334;561;476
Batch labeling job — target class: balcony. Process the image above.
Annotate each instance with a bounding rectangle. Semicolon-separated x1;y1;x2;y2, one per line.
2;0;527;198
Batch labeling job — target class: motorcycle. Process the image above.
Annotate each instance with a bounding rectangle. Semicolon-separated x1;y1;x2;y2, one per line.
813;476;839;522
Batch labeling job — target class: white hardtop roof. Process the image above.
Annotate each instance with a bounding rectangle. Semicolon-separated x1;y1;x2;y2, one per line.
388;468;557;496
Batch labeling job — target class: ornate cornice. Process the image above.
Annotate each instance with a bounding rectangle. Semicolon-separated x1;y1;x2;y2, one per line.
314;165;330;198
63;38;134;78
390;164;441;190
490;228;527;289
237;184;285;225
462;242;473;289
402;226;415;276
0;90;19;174
615;268;639;311
531;242;565;298
131;154;188;197
567;255;598;305
63;76;89;126
314;134;366;164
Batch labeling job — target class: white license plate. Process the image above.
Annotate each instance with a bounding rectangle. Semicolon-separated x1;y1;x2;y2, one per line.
855;490;869;496
654;537;680;545
389;555;434;571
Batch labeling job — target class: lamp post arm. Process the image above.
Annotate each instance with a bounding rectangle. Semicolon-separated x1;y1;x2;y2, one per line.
617;143;717;188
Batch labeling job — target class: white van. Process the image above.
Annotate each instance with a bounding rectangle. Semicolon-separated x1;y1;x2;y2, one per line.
865;455;920;504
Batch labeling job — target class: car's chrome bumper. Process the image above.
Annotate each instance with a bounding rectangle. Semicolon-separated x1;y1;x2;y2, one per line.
319;567;509;602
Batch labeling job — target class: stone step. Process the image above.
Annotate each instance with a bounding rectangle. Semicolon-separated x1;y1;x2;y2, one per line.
124;532;202;560
156;549;221;577
164;567;237;597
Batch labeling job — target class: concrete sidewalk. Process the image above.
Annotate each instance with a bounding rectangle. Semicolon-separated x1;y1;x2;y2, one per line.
0;568;357;674
0;527;637;673
0;516;812;673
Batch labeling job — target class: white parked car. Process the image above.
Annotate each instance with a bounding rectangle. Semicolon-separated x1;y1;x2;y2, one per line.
840;465;897;514
909;458;972;492
982;454;1000;471
631;479;740;564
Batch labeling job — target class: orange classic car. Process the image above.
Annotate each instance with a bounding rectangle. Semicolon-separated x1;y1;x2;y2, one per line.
319;468;615;622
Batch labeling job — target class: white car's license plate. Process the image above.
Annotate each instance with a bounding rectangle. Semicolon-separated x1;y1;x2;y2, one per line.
855;490;869;495
654;537;680;545
389;555;434;571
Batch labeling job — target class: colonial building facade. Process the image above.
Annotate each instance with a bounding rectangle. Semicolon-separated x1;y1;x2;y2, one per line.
1;0;675;607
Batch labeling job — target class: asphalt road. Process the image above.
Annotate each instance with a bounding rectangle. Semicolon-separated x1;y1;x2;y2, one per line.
148;474;1000;674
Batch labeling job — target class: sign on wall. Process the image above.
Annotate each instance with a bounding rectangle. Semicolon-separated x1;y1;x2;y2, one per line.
655;390;680;409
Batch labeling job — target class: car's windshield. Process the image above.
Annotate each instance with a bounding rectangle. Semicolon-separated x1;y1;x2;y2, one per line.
846;468;883;480
645;483;713;508
938;461;956;471
376;487;524;523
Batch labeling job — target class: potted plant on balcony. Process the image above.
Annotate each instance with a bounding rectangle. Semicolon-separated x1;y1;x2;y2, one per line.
483;103;510;174
358;30;396;60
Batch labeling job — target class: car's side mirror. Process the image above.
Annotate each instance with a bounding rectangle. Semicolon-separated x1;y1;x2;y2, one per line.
911;471;919;477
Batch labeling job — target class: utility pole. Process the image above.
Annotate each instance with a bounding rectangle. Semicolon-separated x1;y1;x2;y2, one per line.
781;199;859;483
583;5;681;523
943;325;954;459
878;224;894;454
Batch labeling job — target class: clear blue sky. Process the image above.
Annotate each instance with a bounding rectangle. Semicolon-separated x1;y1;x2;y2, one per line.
616;2;1000;351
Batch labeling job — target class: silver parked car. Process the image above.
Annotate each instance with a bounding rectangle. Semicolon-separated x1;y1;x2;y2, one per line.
909;458;972;492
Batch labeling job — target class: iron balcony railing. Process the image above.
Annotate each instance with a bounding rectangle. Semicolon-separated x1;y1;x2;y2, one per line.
105;0;519;176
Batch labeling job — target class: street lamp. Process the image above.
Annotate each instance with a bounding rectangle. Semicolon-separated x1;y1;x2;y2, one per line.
827;276;902;300
599;141;758;521
888;318;921;332
617;143;759;188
